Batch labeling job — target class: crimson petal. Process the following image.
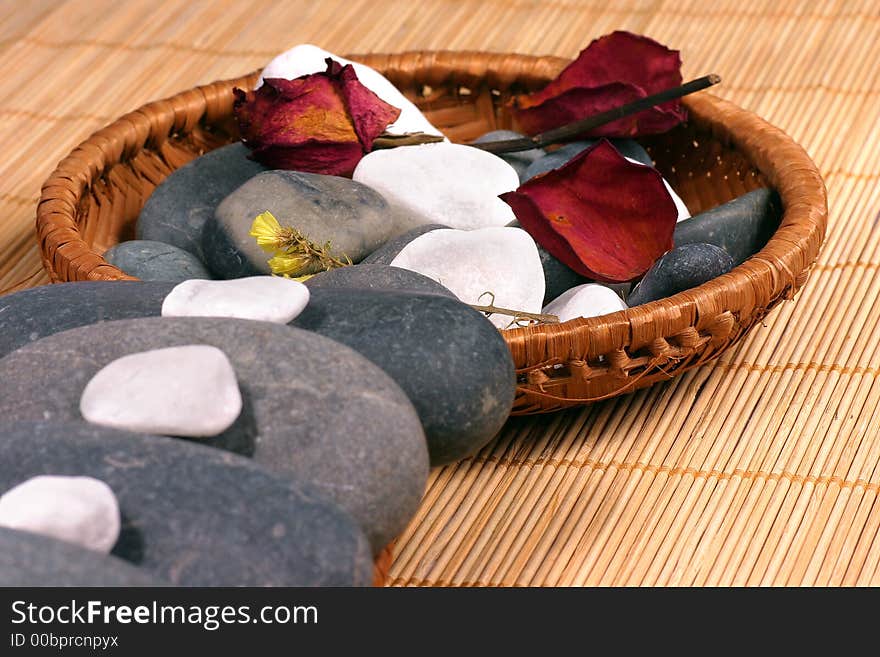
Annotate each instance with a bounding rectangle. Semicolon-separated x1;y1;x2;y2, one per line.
500;140;678;283
513;31;686;137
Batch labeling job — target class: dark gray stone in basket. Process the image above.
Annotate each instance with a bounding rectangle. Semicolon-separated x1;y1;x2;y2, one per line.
473;130;545;182
0;318;428;554
628;243;734;306
0;281;172;359
305;264;455;297
673;188;783;266
0;526;165;587
507;220;590;304
0;421;372;586
292;288;516;465
523;138;652;180
103;240;213;282
362;223;450;265
137;143;268;260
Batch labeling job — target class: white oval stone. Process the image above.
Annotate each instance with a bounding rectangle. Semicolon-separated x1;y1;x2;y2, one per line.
258;43;444;138
667;182;690;222
354;143;520;233
0;475;120;553
542;283;628;323
161;276;310;323
390;227;544;329
80;345;243;438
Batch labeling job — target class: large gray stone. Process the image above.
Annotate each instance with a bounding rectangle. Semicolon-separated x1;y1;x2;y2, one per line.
292;289;516;465
0;526;165;586
0;281;172;359
103;240;213;282
203;170;394;279
0;318;428;553
362;224;449;265
305;264;455;297
673;188;782;265
137;143;268;260
0;421;373;586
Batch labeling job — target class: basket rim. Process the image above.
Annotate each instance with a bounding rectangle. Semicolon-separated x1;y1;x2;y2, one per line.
35;49;827;376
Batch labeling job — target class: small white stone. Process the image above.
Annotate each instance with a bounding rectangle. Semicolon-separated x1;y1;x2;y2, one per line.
623;156;689;221
391;227;544;329
258;43;444;138
667;181;690;222
161;277;310;323
354;143;520;233
542;284;628;323
80;345;243;438
0;475;120;553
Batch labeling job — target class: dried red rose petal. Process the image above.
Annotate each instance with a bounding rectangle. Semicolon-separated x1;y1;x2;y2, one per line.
233;58;401;176
512;31;686;138
500;140;678;283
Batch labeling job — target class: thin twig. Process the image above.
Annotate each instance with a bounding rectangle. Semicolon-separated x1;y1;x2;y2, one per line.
469;303;560;325
470;74;721;154
468;292;559;328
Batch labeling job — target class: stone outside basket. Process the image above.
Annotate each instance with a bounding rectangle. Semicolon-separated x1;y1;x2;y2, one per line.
35;51;828;418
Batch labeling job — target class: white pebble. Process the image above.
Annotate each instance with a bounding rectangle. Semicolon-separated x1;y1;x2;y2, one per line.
258;44;444;138
80;345;243;438
391;227;544;329
0;475;120;553
354;143;520;233
162;277;310;323
667;181;690;222
542;283;628;323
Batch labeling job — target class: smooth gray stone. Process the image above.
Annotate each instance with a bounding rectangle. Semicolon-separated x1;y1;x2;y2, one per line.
292;289;516;465
0;526;165;587
507;220;589;304
103;240;213;282
204;170;394;279
673;188;782;266
523;138;652;180
137;143;268;260
0;318;428;553
628;243;734;306
0;422;372;586
0;281;172;359
473;130;545;182
305;264;455;297
362;223;449;265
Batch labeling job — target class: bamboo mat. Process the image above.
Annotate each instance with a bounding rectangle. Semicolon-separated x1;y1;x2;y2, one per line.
1;0;878;586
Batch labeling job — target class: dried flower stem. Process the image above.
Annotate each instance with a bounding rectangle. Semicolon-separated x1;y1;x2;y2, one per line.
373;132;445;148
274;227;351;273
470;74;721;154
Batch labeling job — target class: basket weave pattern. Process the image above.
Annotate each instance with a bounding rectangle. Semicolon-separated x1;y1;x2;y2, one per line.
35;51;827;415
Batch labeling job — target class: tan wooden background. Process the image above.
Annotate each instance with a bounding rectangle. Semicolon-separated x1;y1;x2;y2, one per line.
1;0;879;585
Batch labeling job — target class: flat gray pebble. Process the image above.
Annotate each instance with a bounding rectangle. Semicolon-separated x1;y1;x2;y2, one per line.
0;318;429;553
0;421;372;586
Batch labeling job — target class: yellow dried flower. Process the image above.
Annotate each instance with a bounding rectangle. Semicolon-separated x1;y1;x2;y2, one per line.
249;210;286;252
250;210;352;278
267;252;310;277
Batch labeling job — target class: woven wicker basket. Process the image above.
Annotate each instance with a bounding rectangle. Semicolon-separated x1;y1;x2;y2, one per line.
36;51;827;416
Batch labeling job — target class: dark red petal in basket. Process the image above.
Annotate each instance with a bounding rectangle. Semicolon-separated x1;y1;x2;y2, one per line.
500;139;678;283
512;30;686;137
